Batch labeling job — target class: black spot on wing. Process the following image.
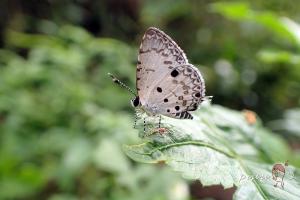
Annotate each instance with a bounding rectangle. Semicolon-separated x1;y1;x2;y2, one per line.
171;69;179;77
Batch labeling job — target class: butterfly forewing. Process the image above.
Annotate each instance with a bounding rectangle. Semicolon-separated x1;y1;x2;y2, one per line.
136;27;206;120
137;27;188;105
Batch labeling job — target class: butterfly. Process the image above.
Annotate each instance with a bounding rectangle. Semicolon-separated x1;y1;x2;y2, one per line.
109;27;206;129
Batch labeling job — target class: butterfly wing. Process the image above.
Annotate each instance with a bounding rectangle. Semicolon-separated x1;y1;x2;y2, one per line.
146;64;205;119
137;27;188;105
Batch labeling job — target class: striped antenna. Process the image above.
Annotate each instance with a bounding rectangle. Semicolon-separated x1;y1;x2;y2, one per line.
108;73;136;96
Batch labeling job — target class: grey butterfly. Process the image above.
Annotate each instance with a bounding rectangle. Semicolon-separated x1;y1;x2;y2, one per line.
109;27;206;126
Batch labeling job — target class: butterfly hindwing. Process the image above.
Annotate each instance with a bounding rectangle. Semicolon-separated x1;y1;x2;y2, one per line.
145;64;205;118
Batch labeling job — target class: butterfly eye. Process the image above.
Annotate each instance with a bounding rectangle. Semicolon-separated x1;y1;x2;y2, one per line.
131;96;140;107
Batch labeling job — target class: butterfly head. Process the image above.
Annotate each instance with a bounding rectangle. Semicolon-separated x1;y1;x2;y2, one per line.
131;96;141;107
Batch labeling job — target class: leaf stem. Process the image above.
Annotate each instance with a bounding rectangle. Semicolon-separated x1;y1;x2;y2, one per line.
127;140;236;159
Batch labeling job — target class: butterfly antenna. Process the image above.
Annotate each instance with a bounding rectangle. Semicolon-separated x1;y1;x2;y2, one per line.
108;73;137;96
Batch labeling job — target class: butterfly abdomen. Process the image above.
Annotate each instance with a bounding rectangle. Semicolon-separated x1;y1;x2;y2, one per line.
175;111;193;119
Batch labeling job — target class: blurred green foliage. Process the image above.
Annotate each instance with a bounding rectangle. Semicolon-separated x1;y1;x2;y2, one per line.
0;1;299;199
0;26;188;199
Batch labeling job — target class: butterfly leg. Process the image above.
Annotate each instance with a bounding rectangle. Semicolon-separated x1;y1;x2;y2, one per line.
154;115;169;135
133;111;138;129
156;116;174;143
158;115;161;128
143;117;146;134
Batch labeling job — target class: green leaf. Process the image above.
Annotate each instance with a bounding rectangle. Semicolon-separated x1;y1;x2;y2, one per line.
257;49;300;65
268;108;300;138
281;17;300;47
124;104;300;199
